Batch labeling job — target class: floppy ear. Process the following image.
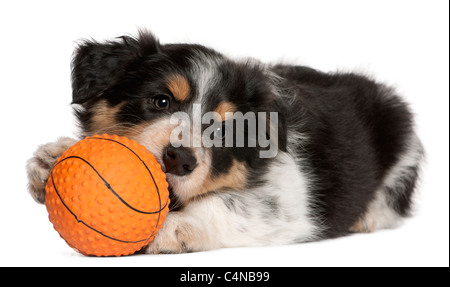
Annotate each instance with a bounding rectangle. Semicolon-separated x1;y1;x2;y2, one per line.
71;31;160;105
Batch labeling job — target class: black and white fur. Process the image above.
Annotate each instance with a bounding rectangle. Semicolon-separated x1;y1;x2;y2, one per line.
27;31;424;253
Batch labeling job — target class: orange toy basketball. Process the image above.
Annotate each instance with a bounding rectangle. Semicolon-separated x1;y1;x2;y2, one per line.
45;134;170;257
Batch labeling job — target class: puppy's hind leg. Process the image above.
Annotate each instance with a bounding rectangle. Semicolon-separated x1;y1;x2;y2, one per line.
351;134;424;233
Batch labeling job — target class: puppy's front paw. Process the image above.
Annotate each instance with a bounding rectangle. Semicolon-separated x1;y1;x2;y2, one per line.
145;212;198;254
26;137;77;204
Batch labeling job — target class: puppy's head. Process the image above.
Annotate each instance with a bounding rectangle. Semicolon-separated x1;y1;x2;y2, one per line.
72;31;287;209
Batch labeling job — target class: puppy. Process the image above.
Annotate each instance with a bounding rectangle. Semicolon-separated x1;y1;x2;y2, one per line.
27;31;424;254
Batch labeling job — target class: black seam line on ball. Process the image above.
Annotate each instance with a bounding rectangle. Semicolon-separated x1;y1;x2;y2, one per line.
87;137;163;216
86;136;165;241
53;156;168;214
50;168;150;244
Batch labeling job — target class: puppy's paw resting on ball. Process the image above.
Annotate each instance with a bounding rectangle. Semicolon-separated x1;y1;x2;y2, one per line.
26;137;77;204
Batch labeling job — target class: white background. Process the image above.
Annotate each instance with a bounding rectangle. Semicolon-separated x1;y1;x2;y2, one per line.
0;0;448;267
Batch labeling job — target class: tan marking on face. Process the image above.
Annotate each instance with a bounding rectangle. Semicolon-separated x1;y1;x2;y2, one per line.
87;100;126;135
214;101;237;121
164;151;247;204
200;160;247;193
167;74;190;102
87;100;151;138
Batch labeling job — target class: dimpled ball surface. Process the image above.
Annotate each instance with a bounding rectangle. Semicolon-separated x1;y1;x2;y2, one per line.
45;134;170;257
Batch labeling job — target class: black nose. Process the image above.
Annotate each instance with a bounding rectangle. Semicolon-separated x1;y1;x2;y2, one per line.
163;145;197;176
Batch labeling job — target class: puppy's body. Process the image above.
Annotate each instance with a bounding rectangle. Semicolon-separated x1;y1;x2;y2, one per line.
27;31;423;253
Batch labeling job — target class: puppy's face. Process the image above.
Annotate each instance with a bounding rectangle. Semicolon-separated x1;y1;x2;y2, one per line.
72;31;286;209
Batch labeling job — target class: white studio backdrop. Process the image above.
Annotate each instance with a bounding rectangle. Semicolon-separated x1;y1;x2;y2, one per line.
0;0;448;267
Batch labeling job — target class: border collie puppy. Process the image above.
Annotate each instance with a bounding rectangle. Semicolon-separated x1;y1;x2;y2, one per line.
27;31;424;253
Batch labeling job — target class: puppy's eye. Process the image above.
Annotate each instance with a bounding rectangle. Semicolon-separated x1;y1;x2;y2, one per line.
152;94;171;110
214;125;226;139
